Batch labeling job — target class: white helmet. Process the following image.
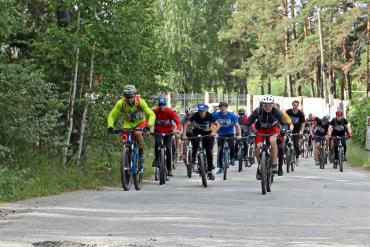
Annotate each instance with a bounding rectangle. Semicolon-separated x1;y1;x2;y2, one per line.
261;95;274;104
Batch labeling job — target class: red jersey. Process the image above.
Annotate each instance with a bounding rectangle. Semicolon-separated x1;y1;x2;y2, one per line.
153;107;182;133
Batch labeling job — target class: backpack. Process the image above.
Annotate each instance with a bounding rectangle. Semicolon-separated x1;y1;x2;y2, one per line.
121;95;141;113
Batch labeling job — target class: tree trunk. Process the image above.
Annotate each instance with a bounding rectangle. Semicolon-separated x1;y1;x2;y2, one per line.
330;70;337;99
282;0;292;97
77;48;95;167
345;70;352;100
316;61;322;97
310;78;315;97
267;77;271;94
62;9;80;167
260;81;265;95
340;72;345;100
296;85;302;96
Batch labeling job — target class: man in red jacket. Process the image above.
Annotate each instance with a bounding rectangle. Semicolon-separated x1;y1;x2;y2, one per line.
152;97;182;176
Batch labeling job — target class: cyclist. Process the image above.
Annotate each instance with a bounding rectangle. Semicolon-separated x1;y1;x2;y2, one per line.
286;100;305;162
214;102;242;174
235;108;254;165
328;111;352;167
183;103;220;181
107;85;155;163
152;97;182;176
312;115;330;166
275;103;293;176
246;95;286;176
304;113;315;150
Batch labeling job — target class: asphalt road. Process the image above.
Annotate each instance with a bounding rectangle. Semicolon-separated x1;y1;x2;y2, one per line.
1;157;370;247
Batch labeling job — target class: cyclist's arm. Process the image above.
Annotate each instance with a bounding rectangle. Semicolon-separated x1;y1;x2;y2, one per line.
183;120;190;136
275;108;286;126
169;109;182;131
282;111;293;130
141;99;156;126
235;123;242;136
299;112;305;133
211;121;220;134
246;109;258;127
107;99;123;128
328;125;333;136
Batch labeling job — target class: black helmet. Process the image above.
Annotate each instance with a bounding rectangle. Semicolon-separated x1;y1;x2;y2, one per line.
219;101;228;107
123;85;137;97
185;108;191;115
238;108;246;115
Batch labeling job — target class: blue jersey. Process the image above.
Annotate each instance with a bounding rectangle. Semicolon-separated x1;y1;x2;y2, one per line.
215;111;238;136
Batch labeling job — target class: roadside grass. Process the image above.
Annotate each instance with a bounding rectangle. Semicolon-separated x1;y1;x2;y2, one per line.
0;138;155;203
347;140;370;169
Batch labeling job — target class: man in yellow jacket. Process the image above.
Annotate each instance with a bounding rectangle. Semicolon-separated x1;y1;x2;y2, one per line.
107;85;155;162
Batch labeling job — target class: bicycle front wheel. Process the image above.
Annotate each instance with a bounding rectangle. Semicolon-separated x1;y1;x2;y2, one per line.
266;156;272;192
159;147;166;185
120;147;132;191
238;145;243;172
223;149;229;180
260;151;267;195
186;148;192;178
286;148;291;173
198;153;207;188
339;147;344;172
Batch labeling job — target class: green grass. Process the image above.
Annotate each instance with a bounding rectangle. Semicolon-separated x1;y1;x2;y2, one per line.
0;138;155;203
347;140;370;169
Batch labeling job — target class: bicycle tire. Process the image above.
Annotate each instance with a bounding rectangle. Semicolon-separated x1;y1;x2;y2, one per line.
304;141;309;158
238;145;243;172
319;146;325;169
186;148;192;178
120;147;132;191
260;151;267;195
339;147;344;172
154;167;158;181
172;144;177;170
266;156;272;192
198;153;207;188
159;147;166;185
223;149;229;180
133;166;143;190
248;145;254;166
291;148;296;172
286;148;291;173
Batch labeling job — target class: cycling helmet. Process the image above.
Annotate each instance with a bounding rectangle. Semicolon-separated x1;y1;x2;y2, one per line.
219;101;228;107
238;108;246;115
158;97;167;106
261;94;274;104
123;85;137;97
185;108;192;115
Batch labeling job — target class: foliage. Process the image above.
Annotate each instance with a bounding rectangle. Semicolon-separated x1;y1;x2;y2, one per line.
348;98;370;146
347;140;370;168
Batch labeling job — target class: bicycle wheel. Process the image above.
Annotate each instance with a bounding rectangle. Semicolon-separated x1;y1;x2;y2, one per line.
248;145;255;166
339;147;344;172
291;148;296;172
133;159;143;190
186;148;192;178
172;143;177;170
154;167;159;181
238;145;243;172
319;146;325;169
304;141;308;158
260;151;267;195
286;148;291;173
120;147;132;191
198;153;207;188
223;149;229;180
266;156;272;192
159;147;166;185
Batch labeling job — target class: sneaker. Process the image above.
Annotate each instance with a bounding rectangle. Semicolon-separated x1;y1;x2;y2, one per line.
208;172;215;181
271;164;278;174
278;165;283;176
256;170;261;180
216;167;222;174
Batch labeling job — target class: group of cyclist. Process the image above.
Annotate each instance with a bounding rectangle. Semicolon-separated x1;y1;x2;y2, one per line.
107;85;353;183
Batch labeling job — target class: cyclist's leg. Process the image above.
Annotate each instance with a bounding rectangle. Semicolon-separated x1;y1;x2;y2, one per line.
204;136;215;172
293;135;299;159
217;137;224;169
342;137;347;160
191;138;199;162
269;135;278;163
313;138;320;160
153;133;162;167
277;137;284;175
164;135;173;174
228;136;236;161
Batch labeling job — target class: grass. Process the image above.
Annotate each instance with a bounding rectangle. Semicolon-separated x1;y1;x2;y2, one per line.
0;138;155;203
347;140;370;169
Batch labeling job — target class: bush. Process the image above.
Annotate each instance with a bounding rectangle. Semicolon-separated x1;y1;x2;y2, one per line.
348;98;370;146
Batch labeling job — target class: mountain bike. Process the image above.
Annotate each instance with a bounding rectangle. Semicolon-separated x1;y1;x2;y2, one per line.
303;133;311;158
187;135;212;188
237;136;249;172
184;138;193;178
252;133;275;195
333;136;347;172
152;132;177;185
110;128;145;191
218;136;237;180
315;136;328;169
285;132;297;173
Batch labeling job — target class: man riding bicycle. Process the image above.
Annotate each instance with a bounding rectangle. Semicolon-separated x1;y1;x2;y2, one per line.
152;97;182;177
328;111;352;167
214;102;242;174
236;108;255;163
107;85;155;162
183;103;220;181
313;115;330;166
246;95;286;176
181;108;196;161
286;100;305;162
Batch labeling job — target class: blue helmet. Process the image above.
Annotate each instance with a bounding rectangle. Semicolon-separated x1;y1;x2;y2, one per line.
158;97;167;106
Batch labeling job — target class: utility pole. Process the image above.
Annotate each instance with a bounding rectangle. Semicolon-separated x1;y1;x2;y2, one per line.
367;4;369;98
318;8;330;105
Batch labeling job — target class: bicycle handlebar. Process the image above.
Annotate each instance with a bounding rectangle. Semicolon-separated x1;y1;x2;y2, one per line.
109;128;145;134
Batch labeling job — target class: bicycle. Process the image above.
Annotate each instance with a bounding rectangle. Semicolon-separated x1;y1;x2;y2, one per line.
251;133;275;195
285;132;298;173
110;128;145;191
237;136;250;172
247;134;256;166
314;136;328;169
184;138;193;178
303;133;311;158
186;135;212;188
218;136;237;180
152;132;177;185
332;136;347;172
